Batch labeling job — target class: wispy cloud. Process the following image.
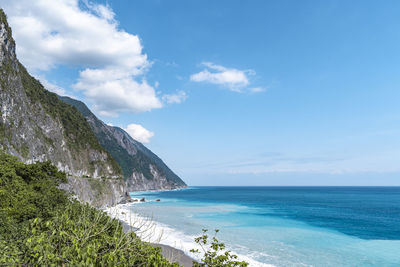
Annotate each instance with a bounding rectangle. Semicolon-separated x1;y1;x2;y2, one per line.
162;90;187;104
248;87;266;93
190;62;264;93
189;151;400;175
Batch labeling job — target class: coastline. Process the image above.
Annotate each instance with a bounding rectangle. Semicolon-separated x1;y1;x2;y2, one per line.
106;198;273;267
106;203;198;267
118;219;195;267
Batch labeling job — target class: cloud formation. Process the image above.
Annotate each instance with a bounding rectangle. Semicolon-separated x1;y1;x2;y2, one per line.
74;69;162;117
1;0;165;116
162;90;187;104
190;62;263;93
124;123;154;144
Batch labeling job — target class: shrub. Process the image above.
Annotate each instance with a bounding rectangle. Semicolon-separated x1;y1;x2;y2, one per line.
23;202;178;266
191;229;248;267
0;153;178;266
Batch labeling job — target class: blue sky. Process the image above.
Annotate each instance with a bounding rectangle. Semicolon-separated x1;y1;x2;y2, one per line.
3;0;400;185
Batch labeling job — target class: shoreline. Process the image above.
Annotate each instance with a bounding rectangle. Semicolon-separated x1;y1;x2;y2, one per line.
106;200;273;267
119;220;195;267
106;203;198;267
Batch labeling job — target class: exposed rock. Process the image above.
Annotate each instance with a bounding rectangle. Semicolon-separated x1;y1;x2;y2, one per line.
0;9;127;208
59;176;126;208
0;9;187;208
59;96;187;192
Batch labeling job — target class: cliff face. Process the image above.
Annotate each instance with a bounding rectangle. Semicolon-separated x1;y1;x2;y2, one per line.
0;10;126;207
0;9;186;204
59;96;187;191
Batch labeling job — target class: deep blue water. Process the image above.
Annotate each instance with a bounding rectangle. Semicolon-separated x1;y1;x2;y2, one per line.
130;186;400;266
147;186;400;240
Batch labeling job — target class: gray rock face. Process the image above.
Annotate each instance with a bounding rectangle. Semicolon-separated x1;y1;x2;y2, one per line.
59;176;126;208
0;9;186;207
0;10;126;208
59;96;187;192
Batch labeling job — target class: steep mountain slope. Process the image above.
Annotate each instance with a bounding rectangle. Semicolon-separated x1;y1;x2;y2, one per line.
0;10;126;207
59;96;187;191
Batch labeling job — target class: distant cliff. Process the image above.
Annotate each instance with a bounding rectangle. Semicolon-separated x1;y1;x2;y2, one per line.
59;96;187;191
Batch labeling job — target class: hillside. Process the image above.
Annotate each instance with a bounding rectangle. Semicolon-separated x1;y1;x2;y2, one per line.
0;8;186;207
0;9;126;207
59;96;187;191
0;153;179;266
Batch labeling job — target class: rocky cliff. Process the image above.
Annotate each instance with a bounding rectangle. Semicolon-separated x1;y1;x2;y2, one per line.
0;10;126;207
59;96;187;191
0;9;186;207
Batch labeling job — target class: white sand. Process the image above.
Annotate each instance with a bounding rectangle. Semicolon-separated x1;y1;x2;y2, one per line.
105;203;274;267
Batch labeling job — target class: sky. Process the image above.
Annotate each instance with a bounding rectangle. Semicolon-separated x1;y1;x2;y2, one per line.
2;0;400;185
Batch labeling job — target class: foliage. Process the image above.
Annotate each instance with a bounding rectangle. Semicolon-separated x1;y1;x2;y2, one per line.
191;229;248;267
17;64;121;175
0;153;178;266
23;202;178;266
59;95;186;186
19;64;100;151
0;153;68;223
59;96;159;180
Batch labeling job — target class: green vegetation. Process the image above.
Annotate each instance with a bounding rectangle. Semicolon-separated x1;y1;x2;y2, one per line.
99;132;155;179
0;120;7;145
17;63;122;175
191;229;248;267
0;153;178;266
59;96;153;180
18;142;30;158
19;64;101;151
59;96;186;186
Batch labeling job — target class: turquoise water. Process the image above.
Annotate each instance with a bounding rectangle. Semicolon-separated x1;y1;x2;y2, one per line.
129;187;400;266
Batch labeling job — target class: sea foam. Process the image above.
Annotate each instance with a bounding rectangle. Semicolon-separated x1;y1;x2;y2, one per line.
105;203;273;267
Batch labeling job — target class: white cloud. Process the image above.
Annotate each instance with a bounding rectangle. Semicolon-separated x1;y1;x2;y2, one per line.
1;0;165;116
190;62;255;92
248;87;266;93
124;123;154;144
74;68;162;116
162;90;187;104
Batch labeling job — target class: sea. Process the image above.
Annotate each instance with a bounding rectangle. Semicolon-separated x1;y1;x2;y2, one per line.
118;186;400;266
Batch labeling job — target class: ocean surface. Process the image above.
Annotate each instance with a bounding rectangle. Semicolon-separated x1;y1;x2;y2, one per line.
127;186;400;266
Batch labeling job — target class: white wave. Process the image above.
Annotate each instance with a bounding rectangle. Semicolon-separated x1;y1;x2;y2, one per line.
105;204;274;267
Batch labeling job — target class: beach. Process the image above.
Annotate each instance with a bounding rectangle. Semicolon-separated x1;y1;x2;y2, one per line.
118;218;194;266
106;203;197;267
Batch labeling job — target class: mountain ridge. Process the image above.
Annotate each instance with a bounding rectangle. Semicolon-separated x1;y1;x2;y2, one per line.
0;9;186;207
59;95;187;191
